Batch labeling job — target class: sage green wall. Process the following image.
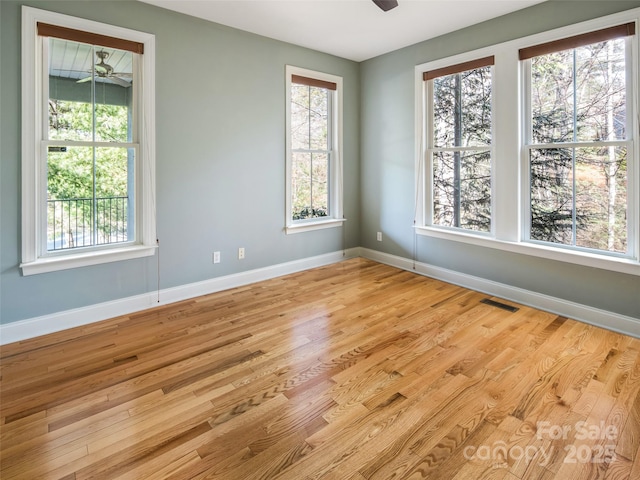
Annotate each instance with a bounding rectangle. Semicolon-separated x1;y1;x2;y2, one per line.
0;0;360;323
359;0;640;319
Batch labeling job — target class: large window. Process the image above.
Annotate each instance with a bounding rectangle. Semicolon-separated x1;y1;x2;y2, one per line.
425;57;493;233
21;7;156;275
286;66;344;233
522;23;635;256
46;38;135;251
415;10;639;276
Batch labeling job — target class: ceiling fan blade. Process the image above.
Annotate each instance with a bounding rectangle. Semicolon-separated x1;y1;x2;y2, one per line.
109;76;132;88
373;0;398;12
76;76;92;84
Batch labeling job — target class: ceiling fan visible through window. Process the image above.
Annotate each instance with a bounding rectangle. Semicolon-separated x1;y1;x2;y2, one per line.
77;50;132;88
373;0;398;12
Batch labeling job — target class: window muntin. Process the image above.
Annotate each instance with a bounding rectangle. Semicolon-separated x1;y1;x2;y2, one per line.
427;61;493;233
46;38;136;252
525;34;632;256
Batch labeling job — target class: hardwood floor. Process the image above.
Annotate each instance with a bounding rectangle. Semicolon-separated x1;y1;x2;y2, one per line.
1;258;639;479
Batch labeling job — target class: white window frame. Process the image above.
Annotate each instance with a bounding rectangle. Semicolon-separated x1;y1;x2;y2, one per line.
21;7;156;275
415;8;640;276
285;65;345;234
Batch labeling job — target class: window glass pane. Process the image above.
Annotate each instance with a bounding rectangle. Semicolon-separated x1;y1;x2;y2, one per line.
529;147;626;253
433;150;491;232
48;38;133;143
531;51;575;143
47;146;95;250
530;148;574;245
95;147;132;245
48;39;93;141
291;84;310;150
291;84;329;151
433;66;492;148
291;152;329;220
575;40;626;142
309;87;329;151
576;146;627;252
531;38;626;144
47;146;132;251
95;82;132;143
311;152;329;217
292;152;310;219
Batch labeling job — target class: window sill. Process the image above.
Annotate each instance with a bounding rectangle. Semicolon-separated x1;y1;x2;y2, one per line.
21;244;157;276
286;218;346;234
415;226;640;277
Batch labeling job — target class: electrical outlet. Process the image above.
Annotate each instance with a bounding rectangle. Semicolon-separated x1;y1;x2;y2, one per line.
377;231;382;241
213;251;220;264
238;247;245;259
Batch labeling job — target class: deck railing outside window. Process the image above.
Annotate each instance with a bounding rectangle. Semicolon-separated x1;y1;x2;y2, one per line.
47;196;129;251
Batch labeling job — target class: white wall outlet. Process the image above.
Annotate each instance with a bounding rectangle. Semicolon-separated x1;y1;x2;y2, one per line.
238;247;245;259
377;231;382;241
213;251;221;264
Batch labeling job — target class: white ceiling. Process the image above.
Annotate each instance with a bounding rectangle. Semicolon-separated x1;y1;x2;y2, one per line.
139;0;547;62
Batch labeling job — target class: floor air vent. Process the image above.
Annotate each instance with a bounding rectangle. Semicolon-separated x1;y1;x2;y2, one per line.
480;298;519;312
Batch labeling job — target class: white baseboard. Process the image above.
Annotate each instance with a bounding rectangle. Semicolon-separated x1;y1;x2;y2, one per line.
0;248;360;345
2;247;638;345
359;248;640;339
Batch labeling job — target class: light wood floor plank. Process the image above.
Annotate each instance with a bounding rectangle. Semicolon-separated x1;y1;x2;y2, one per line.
1;258;638;479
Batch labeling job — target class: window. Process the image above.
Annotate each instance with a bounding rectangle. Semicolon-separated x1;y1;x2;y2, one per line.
424;57;494;233
522;23;635;256
285;66;344;233
415;9;639;276
21;7;156;275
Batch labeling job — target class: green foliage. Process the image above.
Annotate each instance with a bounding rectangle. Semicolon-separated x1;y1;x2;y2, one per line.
48;100;129;201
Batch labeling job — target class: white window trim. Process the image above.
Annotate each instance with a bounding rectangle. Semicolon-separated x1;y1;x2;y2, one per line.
415;8;640;277
285;65;345;234
20;7;156;275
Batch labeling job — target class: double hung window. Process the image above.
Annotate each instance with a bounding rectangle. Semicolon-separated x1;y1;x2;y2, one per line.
44;28;138;251
21;7;156;275
522;23;636;256
286;66;344;233
424;57;494;233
